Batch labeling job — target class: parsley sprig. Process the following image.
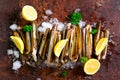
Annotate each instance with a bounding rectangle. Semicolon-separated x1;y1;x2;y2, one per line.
23;25;32;32
61;71;67;77
66;12;82;25
80;57;88;64
90;28;98;34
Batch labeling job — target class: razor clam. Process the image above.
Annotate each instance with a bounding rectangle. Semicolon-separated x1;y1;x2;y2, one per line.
46;26;57;64
42;32;51;60
98;31;104;60
82;28;86;57
54;31;61;63
94;21;101;48
69;28;78;62
38;32;44;47
31;22;37;62
39;28;50;57
76;26;82;59
62;29;66;39
61;28;71;64
52;28;58;63
25;32;31;54
86;25;92;59
101;30;109;59
71;26;79;62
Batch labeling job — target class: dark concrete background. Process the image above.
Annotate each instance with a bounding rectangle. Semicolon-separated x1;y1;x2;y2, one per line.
0;0;120;80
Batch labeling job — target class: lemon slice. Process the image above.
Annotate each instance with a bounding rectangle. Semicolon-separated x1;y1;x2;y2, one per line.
95;38;108;55
22;5;37;21
84;59;100;75
54;39;68;57
10;36;24;54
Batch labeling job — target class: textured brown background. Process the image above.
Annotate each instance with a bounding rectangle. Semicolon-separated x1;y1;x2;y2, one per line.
0;0;120;80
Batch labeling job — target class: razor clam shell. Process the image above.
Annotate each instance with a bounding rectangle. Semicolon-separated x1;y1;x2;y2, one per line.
19;30;26;44
25;32;31;54
42;31;51;60
35;32;44;65
38;32;44;47
52;29;58;63
72;27;79;62
94;21;101;48
98;31;104;60
69;28;79;62
76;26;82;59
32;48;37;62
82;28;86;57
46;27;57;64
31;22;37;62
101;30;109;59
54;31;61;63
62;29;66;39
86;25;92;59
68;28;75;61
38;28;50;56
61;29;72;63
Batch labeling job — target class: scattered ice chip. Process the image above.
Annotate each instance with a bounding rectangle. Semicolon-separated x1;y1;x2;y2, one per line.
49;18;59;24
61;61;75;69
12;60;22;70
38;26;46;33
7;49;13;55
79;20;86;28
36;78;41;80
75;8;81;12
42;16;48;20
57;22;65;31
93;22;97;26
41;22;53;30
45;9;53;15
49;18;66;31
9;24;18;31
13;50;19;58
91;22;97;28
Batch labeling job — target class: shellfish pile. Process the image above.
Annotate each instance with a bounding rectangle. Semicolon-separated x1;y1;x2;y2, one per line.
10;21;109;67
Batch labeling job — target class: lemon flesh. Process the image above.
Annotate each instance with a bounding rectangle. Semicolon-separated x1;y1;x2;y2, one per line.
22;5;37;21
95;38;108;55
54;39;68;57
84;59;100;75
10;36;24;54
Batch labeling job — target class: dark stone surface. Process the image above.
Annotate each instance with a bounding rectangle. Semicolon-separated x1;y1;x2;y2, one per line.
0;0;120;80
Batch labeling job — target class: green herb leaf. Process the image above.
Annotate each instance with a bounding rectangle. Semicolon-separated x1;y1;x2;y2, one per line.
23;25;32;32
80;57;88;63
66;12;82;25
61;71;67;77
71;20;79;25
90;28;98;34
70;12;82;21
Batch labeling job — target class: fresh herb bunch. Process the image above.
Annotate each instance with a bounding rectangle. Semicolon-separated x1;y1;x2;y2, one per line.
67;12;82;25
90;28;98;34
61;71;67;77
23;25;32;32
80;57;88;64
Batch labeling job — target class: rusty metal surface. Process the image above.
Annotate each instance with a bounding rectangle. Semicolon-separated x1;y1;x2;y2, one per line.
0;0;120;80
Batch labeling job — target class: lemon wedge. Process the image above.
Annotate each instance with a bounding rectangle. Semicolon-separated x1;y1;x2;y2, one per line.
10;36;24;54
22;5;37;21
54;39;68;57
95;37;108;55
84;59;100;75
